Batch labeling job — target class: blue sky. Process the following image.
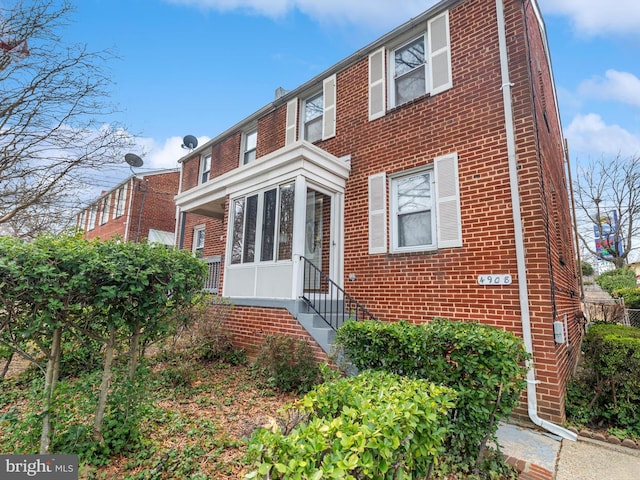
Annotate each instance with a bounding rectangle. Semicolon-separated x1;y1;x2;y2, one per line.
64;0;640;206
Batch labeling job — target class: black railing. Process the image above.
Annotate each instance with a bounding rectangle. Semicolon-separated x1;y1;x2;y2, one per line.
301;256;375;331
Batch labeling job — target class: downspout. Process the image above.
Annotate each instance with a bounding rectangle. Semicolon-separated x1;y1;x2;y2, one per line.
123;177;135;242
495;0;576;441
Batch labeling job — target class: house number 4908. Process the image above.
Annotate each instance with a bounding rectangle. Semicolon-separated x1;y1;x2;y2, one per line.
477;274;512;285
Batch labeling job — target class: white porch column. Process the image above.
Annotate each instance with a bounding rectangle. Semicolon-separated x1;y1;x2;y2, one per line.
291;175;308;299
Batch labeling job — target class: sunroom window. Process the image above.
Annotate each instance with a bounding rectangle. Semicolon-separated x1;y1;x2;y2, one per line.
230;182;295;265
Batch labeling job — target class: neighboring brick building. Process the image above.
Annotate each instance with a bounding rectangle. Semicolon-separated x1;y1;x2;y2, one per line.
174;0;581;432
77;169;179;245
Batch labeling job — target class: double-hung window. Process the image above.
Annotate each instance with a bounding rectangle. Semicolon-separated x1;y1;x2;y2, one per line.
87;204;97;231
193;226;205;258
200;154;211;184
369;153;461;254
303;92;323;143
100;195;110;225
242;129;257;165
368;11;451;119
392;35;427;107
390;170;435;251
114;184;127;218
230;182;295;265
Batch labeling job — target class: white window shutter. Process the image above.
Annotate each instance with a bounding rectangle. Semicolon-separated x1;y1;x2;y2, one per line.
368;48;386;121
368;173;387;254
435;153;462;248
285;98;298;145
428;11;452;95
322;75;336;140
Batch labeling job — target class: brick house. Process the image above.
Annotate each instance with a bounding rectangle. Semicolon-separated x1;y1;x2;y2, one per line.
174;0;581;434
77;169;179;245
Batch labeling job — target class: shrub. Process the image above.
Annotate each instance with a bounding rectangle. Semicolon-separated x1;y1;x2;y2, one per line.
566;323;640;437
252;335;320;393
612;287;640;309
244;371;457;479
596;267;637;294
334;319;529;467
581;261;595;276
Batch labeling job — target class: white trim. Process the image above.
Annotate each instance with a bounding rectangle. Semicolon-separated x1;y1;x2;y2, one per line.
175;141;350;218
368;47;386;120
322;74;337;140
434;152;462;248
389;168;437;253
428;10;453;95
368;173;387;254
285;99;298;146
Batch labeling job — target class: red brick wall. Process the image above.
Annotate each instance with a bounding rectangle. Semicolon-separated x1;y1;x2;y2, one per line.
84;171;180;243
225;306;330;364
177;0;580;423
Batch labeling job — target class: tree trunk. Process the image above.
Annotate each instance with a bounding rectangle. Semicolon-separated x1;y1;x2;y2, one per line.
39;327;62;454
128;321;141;381
93;328;116;442
0;351;14;381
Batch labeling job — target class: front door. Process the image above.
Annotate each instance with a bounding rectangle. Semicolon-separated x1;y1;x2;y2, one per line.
304;189;331;292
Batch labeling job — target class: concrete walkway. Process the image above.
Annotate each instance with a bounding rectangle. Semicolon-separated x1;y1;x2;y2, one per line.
497;423;640;480
555;436;640;480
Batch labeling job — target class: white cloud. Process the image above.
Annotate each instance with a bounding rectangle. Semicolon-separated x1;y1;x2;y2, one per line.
578;70;640;108
134;135;210;171
166;0;435;29
538;0;640;36
565;113;640;159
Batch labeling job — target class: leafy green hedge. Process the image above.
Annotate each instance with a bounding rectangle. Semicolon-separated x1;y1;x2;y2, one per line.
334;319;529;464
566;323;640;436
596;267;637;294
245;371;456;479
612;287;640;309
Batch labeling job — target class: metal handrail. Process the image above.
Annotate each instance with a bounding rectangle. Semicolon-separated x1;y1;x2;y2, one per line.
301;256;375;330
203;256;222;294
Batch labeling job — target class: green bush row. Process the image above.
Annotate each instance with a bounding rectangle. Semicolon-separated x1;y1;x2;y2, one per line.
245;371;456;479
566;323;640;436
596;267;637;294
333;319;530;464
612;287;640;309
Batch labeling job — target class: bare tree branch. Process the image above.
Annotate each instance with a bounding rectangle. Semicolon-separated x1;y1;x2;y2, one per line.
0;0;134;237
574;154;640;268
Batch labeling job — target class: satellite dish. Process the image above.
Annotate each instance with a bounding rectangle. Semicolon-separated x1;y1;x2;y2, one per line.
182;135;198;150
125;153;144;168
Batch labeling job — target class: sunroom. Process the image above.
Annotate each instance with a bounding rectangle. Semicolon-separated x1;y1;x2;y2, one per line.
175;140;351;302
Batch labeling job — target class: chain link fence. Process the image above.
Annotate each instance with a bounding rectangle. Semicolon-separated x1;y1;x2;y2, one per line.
628;309;640;328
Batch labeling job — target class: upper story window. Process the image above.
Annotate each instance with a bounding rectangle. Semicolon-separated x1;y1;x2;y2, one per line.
243;128;257;165
77;211;86;231
114;184;127;218
100;195;111;225
392;35;427;107
193;226;205;258
200;154;211;184
87;204;97;231
368;10;451;120
303;91;323;143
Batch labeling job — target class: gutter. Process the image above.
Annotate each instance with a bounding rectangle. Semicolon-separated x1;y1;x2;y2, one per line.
495;0;576;441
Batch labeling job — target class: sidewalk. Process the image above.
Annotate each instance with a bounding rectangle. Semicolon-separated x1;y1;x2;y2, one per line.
497;423;640;480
